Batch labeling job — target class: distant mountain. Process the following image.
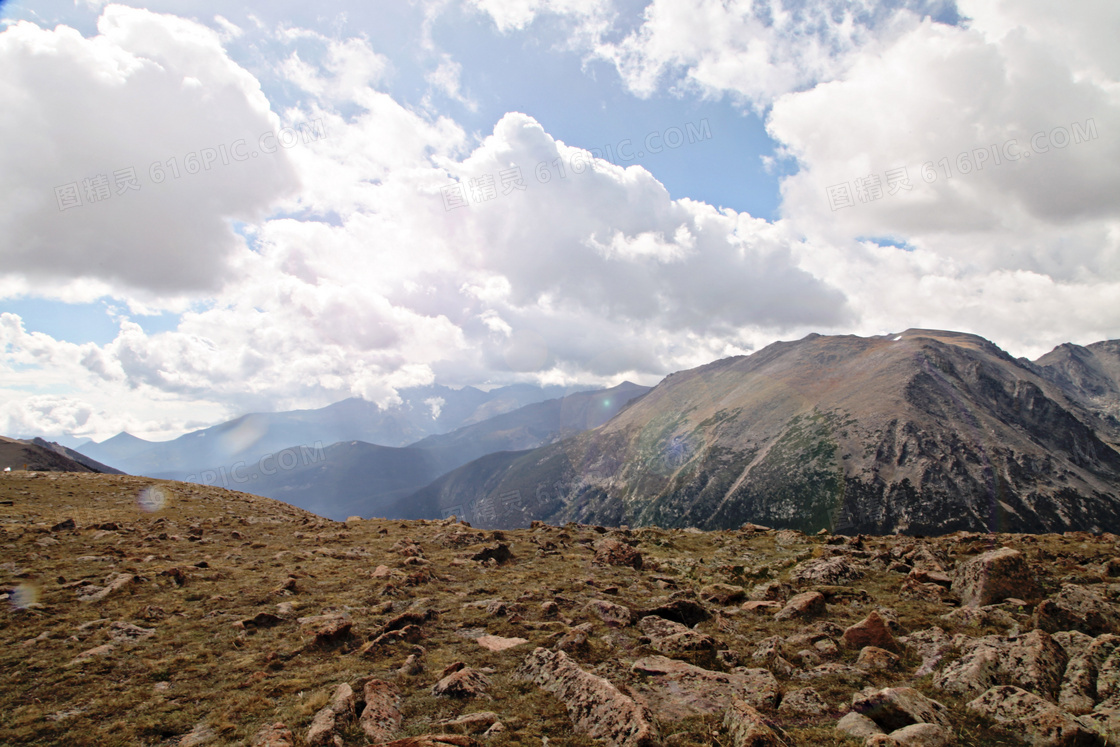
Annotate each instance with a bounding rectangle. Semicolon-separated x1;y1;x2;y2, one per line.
78;383;573;478
0;436;121;474
176;382;651;520
402;329;1120;535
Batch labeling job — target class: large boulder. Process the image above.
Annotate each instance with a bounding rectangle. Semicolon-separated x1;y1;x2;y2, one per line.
517;648;660;747
638;614;718;655
359;680;402;742
723;697;790;746
630;655;779;719
952;547;1041;607
852;687;953;732
1035;585;1120;636
842;611;900;652
966;686;1102;746
774;592;826;621
934;630;1068;702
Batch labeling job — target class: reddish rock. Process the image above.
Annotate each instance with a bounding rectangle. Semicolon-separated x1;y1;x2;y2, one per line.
638;614;718;654
856;646;901;672
774;591;826;621
953;547;1041;607
430;667;491;699
372;736;479;747
723;697;790;746
742;601;782;615
475;635;529;652
1035;584;1120;636
843;611;899;652
701;583;746;605
967;685;1100;746
359;680;402;742
585;599;636;628
594;538;643;569
251;722;294;747
852;687;953;732
517;647;660;747
630;655;779;719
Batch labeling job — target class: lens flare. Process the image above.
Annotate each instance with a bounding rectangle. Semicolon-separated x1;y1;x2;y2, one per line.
11;582;39;610
137;486;167;512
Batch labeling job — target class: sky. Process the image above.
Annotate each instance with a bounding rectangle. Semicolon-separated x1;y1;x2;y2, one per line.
1;0;1118;443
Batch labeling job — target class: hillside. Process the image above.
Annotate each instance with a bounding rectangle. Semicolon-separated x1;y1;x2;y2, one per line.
404;330;1120;534
0;436;120;474
5;472;1120;746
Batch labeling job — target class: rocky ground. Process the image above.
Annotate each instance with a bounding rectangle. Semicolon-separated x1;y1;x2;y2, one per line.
4;473;1120;746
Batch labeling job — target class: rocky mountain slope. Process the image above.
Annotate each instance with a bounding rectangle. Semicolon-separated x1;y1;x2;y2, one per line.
403;330;1120;535
6;472;1120;746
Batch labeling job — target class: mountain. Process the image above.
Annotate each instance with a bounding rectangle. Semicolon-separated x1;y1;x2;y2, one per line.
187;382;651;520
402;329;1120;534
0;436;121;474
77;383;573;478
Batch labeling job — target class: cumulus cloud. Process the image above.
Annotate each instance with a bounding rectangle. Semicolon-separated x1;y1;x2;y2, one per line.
0;5;300;293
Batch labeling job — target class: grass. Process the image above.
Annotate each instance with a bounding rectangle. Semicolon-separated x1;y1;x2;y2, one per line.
0;472;1111;745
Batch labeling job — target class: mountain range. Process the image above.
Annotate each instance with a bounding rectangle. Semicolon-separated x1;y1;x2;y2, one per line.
76;382;651;520
401;330;1120;535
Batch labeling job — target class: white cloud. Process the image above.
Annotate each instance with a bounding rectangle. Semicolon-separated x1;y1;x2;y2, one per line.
0;6;300;293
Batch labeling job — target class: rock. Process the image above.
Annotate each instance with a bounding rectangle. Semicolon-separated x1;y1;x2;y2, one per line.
908;568;952;588
900;577;951;603
594;538;643;569
359;680;402;742
701;583;746;605
470;543;513;565
640;599;711;627
966;685;1101;746
251;722;294;747
475;634;529;651
298;614;352;646
556;624;591;653
934;630;1068;702
638;615;718;654
1035;584;1120;636
856;646;901;672
789;556;864;585
517;647;660;747
585;599;636;628
242;612;284;629
887;723;955;746
777;687;828;718
940;604;1017;629
723;697;790;746
852;687;953;732
630;655;779;719
398;653;424;676
436;711;501;734
900;627;953;678
109;622;156;642
749;581;792;602
774;591;826;621
178;723;219;745
77;573;138;602
431;667;491;699
742;601;782;615
67;643;114;666
836;711;884;739
305;708;341;747
374;736;479;747
51;517;76;532
842;611;899;652
953;547;1041;607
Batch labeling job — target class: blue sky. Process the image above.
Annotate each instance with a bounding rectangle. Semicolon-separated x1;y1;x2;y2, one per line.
1;0;1118;440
